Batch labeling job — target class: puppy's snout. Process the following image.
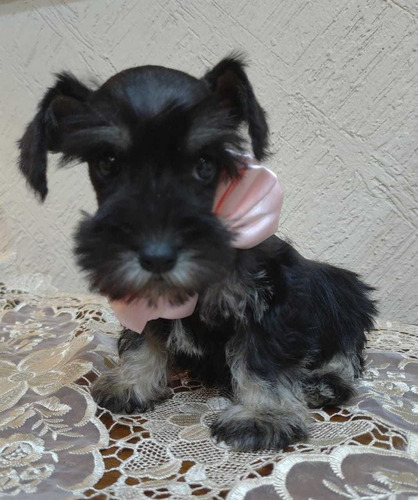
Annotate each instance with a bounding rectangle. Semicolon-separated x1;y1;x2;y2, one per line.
139;241;178;274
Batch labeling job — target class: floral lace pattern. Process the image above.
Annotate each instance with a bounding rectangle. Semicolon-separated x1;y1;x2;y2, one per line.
0;277;417;499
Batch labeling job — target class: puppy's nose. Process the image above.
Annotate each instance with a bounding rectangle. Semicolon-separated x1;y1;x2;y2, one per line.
139;242;178;273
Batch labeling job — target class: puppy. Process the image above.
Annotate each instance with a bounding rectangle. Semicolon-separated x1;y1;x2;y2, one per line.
18;55;377;451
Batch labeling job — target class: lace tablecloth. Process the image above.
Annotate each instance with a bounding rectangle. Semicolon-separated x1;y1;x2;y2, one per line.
0;281;417;499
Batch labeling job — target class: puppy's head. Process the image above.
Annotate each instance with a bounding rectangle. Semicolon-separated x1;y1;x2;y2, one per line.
18;55;269;304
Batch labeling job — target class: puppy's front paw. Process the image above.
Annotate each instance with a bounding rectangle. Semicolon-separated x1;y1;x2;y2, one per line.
91;372;154;414
210;405;307;451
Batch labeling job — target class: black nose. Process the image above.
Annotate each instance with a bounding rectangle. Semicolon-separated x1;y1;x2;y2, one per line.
139;242;178;273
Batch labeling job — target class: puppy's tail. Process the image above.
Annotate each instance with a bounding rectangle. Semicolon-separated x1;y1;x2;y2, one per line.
310;262;378;355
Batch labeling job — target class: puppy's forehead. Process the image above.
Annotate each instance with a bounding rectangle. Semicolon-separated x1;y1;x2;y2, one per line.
96;66;208;116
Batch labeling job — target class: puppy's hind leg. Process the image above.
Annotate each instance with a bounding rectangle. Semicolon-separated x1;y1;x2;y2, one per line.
303;352;363;409
91;327;169;414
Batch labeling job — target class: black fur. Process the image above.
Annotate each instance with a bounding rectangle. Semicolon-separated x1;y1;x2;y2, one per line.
17;55;377;451
18;73;92;200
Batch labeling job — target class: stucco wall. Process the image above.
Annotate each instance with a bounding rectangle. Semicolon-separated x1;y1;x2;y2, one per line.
0;0;417;323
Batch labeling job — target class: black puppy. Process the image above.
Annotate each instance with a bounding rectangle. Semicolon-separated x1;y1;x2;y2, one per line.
18;56;376;451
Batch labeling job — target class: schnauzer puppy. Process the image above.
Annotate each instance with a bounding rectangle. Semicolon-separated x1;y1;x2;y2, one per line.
18;55;376;451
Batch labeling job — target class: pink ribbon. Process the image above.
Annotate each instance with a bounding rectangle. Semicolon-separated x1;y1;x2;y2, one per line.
110;155;283;333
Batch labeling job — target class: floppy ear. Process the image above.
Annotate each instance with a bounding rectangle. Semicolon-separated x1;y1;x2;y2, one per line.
18;73;92;201
203;55;269;160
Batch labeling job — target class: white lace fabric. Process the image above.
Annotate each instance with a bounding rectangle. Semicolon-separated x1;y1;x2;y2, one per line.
0;276;417;499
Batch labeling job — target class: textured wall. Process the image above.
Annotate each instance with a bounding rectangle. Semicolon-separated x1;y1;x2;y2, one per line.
0;0;417;323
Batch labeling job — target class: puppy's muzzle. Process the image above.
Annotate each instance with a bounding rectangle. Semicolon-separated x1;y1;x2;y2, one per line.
139;241;178;274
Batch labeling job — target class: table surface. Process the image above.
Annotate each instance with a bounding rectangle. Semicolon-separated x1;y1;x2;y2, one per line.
0;282;417;499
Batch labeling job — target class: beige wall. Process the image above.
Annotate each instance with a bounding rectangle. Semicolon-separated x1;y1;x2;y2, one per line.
0;0;417;323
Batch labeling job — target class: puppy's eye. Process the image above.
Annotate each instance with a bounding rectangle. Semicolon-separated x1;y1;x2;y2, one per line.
97;157;119;179
193;157;216;182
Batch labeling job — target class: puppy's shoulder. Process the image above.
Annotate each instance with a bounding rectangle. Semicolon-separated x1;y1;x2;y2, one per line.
253;235;304;268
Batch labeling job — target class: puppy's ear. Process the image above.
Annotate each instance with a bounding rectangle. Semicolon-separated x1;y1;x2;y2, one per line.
18;73;91;201
203;55;269;160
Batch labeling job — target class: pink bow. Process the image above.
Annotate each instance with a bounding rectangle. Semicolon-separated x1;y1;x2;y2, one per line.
110;155;283;333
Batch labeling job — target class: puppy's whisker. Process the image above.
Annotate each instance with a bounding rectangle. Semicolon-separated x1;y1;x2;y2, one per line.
163;251;205;287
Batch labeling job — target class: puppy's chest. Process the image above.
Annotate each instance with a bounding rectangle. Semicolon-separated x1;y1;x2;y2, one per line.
166;320;203;357
198;272;272;326
167;273;272;358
